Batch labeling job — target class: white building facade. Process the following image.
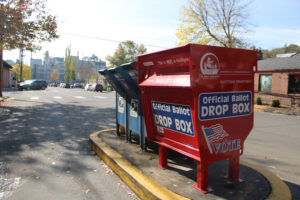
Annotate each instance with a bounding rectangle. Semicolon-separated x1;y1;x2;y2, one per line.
30;52;106;82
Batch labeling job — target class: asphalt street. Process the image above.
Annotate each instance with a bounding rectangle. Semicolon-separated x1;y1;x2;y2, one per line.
0;88;138;200
243;112;300;200
1;87;300;199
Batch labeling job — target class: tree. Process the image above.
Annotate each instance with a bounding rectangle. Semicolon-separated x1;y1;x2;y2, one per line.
11;63;32;81
89;71;100;83
176;0;251;48
0;0;59;97
70;58;76;81
64;46;77;83
50;69;59;82
260;44;300;59
78;63;94;82
106;40;147;67
284;44;300;53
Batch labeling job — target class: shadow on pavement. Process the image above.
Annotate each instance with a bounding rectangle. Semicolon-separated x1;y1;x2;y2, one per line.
0;101;116;198
285;181;300;200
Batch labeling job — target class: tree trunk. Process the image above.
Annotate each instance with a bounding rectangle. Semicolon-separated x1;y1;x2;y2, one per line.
20;61;23;82
0;46;3;97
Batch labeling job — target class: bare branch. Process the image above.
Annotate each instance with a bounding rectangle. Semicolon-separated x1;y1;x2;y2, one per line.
176;0;252;48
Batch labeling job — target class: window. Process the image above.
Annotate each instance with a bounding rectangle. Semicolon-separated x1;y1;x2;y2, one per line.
288;74;300;94
259;75;272;93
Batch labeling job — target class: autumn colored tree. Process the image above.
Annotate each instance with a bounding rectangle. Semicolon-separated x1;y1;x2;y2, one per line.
64;46;77;83
50;69;60;82
106;40;147;67
0;0;59;97
176;0;251;48
78;63;94;82
89;71;100;83
11;63;32;81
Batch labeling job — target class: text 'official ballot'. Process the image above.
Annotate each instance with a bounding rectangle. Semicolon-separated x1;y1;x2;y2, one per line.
152;102;195;136
199;91;252;121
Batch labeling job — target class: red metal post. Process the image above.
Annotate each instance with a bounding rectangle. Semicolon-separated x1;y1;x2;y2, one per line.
193;161;212;193
157;145;168;169
228;156;240;183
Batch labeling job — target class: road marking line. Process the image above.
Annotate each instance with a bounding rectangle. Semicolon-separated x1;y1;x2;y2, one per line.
74;96;86;99
30;97;39;100
53;96;62;99
0;162;22;199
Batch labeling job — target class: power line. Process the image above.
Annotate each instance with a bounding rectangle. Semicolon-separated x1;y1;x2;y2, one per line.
58;32;169;49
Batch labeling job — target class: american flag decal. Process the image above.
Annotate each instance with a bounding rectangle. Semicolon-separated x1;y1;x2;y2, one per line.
202;124;229;154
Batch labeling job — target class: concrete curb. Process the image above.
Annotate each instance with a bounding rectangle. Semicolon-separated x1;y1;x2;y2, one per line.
240;161;292;200
89;129;292;200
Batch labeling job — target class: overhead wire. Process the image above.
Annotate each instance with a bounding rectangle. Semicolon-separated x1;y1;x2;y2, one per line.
58;32;170;49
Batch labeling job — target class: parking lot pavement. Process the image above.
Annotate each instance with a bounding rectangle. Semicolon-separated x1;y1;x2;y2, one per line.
0;88;138;200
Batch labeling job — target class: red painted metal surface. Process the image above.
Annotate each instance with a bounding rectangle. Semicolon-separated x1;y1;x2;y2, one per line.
138;44;257;192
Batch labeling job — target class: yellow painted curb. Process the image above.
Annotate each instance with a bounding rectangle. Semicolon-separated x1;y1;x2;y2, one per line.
240;161;292;200
89;129;189;200
90;129;292;200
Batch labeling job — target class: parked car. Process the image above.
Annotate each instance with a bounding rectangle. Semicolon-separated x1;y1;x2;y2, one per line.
48;82;58;87
65;83;71;88
84;84;92;91
91;83;103;92
18;80;47;91
72;83;82;88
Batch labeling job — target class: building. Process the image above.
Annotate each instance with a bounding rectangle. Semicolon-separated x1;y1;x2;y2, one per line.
31;58;44;79
3;61;16;88
255;53;300;107
76;54;106;83
30;52;106;83
79;55;106;73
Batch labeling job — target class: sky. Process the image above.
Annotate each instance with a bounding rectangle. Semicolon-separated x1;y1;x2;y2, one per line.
3;0;300;65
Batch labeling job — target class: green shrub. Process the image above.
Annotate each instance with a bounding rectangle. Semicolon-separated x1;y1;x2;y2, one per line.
102;84;108;91
270;99;280;107
255;97;262;105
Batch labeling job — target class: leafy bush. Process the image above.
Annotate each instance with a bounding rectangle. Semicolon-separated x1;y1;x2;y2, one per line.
102;84;108;91
255;97;262;105
270;99;280;107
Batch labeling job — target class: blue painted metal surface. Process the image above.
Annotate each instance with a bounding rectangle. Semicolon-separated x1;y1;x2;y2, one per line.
99;62;147;150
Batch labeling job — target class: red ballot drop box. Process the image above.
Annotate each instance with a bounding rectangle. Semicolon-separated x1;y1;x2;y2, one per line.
137;44;257;193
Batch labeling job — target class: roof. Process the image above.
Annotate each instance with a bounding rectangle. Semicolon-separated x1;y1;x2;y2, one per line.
276;53;297;58
3;61;12;69
258;53;300;71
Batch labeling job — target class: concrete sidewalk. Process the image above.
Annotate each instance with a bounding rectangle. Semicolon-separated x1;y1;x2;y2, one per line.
89;129;291;200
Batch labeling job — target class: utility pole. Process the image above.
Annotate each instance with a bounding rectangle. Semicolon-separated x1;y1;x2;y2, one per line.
19;48;24;82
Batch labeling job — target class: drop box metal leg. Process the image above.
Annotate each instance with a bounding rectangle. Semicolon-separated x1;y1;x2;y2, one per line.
157;145;168;169
193;161;212;193
228;156;243;183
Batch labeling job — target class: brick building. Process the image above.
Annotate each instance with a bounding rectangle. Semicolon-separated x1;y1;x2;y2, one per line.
255;53;300;107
